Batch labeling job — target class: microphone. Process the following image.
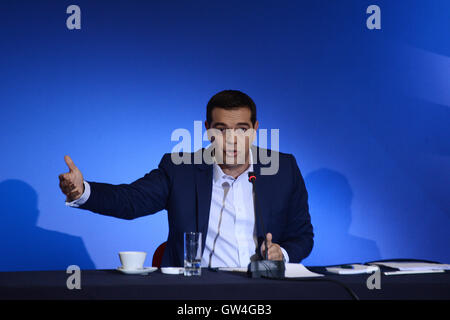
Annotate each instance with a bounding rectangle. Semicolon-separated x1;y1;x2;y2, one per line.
247;171;285;279
247;172;267;260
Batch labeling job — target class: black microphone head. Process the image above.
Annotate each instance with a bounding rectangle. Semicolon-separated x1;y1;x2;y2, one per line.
248;171;256;183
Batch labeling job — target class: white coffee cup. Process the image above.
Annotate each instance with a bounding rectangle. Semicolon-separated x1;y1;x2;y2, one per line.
118;251;147;270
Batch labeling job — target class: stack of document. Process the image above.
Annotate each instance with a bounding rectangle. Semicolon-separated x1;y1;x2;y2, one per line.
368;262;450;275
326;264;379;275
218;263;324;278
369;262;450;270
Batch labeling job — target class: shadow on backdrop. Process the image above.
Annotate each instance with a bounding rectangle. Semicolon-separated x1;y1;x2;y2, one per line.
303;169;381;266
0;179;95;271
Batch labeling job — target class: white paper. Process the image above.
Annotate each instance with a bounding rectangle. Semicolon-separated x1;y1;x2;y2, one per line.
285;263;324;278
370;262;450;271
218;267;248;272
384;269;446;276
326;264;379;275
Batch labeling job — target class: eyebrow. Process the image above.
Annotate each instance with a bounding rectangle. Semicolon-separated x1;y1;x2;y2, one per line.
212;122;251;127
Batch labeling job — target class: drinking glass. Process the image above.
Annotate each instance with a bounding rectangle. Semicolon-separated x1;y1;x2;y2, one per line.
184;232;202;276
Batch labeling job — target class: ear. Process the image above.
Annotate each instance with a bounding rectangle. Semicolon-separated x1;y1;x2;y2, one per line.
251;120;259;143
205;120;215;142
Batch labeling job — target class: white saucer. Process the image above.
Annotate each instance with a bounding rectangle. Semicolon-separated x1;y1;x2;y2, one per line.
117;266;158;275
161;267;184;275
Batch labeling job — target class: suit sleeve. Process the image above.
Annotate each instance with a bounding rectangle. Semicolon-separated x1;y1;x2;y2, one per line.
279;154;314;263
76;153;172;220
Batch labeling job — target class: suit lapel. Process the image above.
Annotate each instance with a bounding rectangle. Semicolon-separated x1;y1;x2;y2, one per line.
194;149;213;253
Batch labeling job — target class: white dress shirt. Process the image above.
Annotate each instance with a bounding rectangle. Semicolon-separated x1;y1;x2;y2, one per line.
201;154;258;268
66;149;289;267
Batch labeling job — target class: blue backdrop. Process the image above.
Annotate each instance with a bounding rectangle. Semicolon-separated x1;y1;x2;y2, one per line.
0;0;448;271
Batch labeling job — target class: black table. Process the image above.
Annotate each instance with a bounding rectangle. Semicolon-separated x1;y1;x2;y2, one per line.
1;267;449;300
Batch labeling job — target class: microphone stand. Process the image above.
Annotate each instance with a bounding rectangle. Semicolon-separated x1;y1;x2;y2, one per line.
247;172;285;279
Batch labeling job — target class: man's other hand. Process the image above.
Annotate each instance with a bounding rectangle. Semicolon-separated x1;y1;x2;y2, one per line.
260;233;283;261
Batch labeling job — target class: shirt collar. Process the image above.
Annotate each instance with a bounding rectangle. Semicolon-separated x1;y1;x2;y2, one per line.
213;147;254;184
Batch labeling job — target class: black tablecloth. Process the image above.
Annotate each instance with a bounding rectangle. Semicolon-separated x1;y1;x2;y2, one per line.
0;267;449;300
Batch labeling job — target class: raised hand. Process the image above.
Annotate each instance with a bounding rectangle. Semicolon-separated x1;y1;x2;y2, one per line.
59;155;84;202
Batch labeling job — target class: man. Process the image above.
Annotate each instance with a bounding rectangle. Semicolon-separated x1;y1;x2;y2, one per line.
59;90;314;268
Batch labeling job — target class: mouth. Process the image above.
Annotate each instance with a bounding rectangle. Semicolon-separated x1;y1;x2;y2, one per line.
224;148;238;157
225;150;238;156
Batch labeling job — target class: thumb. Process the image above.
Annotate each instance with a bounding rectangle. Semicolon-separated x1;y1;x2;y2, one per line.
64;155;78;172
261;233;273;259
266;232;273;245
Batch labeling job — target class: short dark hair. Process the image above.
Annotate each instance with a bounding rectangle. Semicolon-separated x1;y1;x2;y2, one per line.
206;90;257;126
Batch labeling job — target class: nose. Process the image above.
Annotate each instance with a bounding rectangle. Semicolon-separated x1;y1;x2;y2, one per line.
224;129;237;144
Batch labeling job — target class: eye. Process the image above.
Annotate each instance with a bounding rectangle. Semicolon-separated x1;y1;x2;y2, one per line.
235;128;247;134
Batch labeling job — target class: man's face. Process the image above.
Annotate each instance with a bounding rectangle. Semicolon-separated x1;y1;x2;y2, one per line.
205;107;259;166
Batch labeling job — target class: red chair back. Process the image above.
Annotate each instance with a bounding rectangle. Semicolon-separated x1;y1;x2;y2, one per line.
152;242;167;268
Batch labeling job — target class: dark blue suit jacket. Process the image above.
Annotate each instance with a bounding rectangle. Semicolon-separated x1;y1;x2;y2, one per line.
78;145;314;267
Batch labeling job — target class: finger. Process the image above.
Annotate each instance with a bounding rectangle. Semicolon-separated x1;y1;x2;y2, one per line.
66;185;81;197
61;185;77;195
61;181;75;190
60;179;74;189
60;172;78;187
67;189;81;199
60;180;76;192
62;187;76;197
64;155;78;172
59;172;74;183
59;175;70;184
